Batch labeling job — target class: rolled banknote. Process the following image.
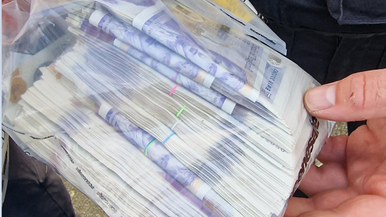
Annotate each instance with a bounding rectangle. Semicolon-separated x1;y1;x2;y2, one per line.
26;67;220;217
49;49;249;215
98;103;241;217
66;26;283;134
56;39;289;216
70;20;286;129
70;11;269;120
66;16;115;43
131;6;247;90
128;1;260;101
113;39;236;114
89;10;216;89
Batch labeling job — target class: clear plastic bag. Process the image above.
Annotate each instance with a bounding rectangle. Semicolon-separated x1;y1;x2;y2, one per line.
2;1;333;216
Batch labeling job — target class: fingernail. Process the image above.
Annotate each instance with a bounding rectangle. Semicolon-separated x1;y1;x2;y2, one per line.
305;83;337;111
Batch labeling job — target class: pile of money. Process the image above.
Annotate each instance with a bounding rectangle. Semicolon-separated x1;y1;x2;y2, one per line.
2;0;333;216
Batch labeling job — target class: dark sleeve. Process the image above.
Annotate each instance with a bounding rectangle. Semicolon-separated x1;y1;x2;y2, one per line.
327;0;386;25
249;0;386;34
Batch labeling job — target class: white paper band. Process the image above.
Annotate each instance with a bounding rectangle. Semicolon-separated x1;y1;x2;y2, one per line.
248;88;260;102
202;74;215;88
98;103;113;119
221;98;236;114
89;10;108;27
113;39;130;51
171;120;182;131
113;39;121;48
195;183;212;200
132;1;165;30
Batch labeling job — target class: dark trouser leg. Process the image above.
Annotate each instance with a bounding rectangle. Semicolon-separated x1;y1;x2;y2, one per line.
2;138;76;217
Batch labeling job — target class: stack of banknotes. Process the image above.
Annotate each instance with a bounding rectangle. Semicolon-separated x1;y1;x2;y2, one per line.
2;0;333;216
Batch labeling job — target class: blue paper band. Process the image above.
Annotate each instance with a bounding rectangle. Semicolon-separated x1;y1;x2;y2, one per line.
162;132;176;144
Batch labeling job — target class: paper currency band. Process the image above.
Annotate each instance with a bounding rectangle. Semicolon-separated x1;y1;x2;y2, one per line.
171;120;182;131
173;73;181;83
221;98;236;114
162;132;176;145
89;10;108;27
176;106;186;118
169;84;180;96
144;138;157;156
132;0;164;30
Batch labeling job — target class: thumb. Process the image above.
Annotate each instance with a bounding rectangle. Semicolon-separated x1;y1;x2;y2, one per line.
304;69;386;122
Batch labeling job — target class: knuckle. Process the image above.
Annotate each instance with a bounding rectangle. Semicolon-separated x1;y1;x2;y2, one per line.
348;71;386;111
348;73;366;109
375;73;386;107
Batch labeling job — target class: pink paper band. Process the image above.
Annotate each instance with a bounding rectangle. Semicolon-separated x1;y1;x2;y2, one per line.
169;84;180;96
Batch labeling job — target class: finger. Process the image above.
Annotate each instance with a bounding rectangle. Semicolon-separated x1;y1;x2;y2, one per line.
304;69;386;121
347;122;383;161
285;188;356;217
288;195;386;217
297;135;348;196
299;163;348;197
285;197;313;217
316;135;348;164
366;118;386;145
345;120;386;197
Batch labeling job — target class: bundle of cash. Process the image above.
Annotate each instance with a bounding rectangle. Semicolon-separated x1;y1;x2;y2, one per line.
84;0;320;148
13;101;213;217
2;0;333;216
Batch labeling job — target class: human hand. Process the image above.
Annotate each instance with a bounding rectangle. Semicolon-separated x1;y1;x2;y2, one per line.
304;69;386;121
285;69;386;216
285;118;386;217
